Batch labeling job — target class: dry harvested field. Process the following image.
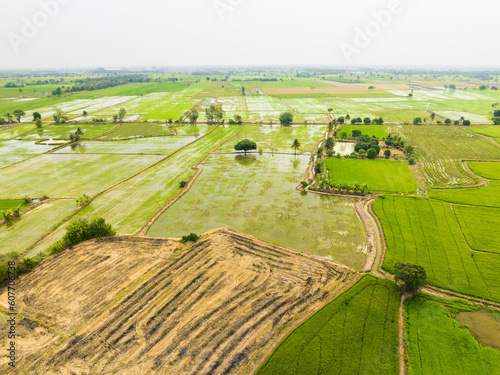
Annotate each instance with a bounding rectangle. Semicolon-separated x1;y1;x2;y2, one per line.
0;232;352;375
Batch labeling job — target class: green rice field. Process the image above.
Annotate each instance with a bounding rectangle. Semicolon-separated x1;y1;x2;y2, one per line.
325;159;416;193
336;124;387;140
374;195;500;302
257;275;399;375
405;294;500;375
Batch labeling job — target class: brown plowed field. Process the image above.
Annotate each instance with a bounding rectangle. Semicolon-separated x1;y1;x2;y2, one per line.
1;232;352;374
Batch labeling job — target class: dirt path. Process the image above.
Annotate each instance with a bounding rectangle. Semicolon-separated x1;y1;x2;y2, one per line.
354;199;378;273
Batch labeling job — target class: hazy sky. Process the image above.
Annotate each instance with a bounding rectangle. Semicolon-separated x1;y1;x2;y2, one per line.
0;0;498;69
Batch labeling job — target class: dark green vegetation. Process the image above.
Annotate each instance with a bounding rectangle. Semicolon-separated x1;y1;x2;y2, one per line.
405;294;500;375
394;262;427;293
257;275;400;375
49;217;115;253
0;199;30;213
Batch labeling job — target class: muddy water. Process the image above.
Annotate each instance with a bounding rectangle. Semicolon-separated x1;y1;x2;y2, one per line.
455;310;500;350
334;141;355;155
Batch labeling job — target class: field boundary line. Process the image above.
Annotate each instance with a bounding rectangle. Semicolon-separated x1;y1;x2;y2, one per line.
139;125;246;236
89;126;220;202
95;123;122;139
421;287;500;309
21;127;221;256
250;274;360;375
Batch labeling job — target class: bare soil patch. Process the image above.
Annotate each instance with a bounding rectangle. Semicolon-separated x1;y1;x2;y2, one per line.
1;232;352;375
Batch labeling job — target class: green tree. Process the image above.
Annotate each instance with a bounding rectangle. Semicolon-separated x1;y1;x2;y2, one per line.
337;116;345;124
13;109;25;122
394;262;426;293
494;110;500;117
384;149;391;158
366;148;377;159
413;117;422;125
188;109;199;123
325;137;335;150
35;118;43;128
363;117;372;124
463;120;471;126
53;108;68;124
118;108;127;122
291;138;301;156
5;113;13;123
234;139;257;155
352;129;362;138
430;112;436;122
408;157;416;165
444;118;452;124
279;112;294;126
75;127;84;135
33;112;41;121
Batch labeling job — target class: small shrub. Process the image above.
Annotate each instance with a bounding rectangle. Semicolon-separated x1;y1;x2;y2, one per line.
300;181;308;189
179;180;188;188
76;194;91;207
408;157;416;165
63;218;116;247
181;233;200;243
23;196;31;204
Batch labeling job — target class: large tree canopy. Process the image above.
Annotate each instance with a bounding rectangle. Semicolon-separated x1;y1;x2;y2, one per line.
234;139;257;154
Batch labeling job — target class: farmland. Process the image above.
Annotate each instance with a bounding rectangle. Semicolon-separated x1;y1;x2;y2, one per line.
325;159;416;193
148;153;367;269
2;69;500;374
0;232;352;374
0;153;161;198
336;124;387;139
257;275;400;375
374;195;500;302
0;140;55;168
217;124;326;154
387;125;500;186
405;294;500;375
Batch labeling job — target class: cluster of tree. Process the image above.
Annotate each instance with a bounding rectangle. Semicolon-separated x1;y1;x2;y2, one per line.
53;108;68;124
335;115;383;125
69;127;84;142
234;139;257;154
228;115;243;125
493;110;500;125
49;217;115;254
0;110;26;124
51;75;152;95
318;177;369;194
279;112;293;126
354;135;380;158
232;78;278;82
4;82;21;88
205;104;225;123
1;207;21;222
187;110;199;123
181;233;200;243
112;108;127;123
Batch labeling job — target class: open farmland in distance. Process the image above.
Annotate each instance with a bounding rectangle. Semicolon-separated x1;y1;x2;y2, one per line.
257;275;400;375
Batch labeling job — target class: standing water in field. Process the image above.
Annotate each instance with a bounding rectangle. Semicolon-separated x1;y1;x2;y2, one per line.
455;310;500;350
333;142;355;156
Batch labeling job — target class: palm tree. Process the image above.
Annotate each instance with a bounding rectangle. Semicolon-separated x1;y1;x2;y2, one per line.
291;139;301;157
